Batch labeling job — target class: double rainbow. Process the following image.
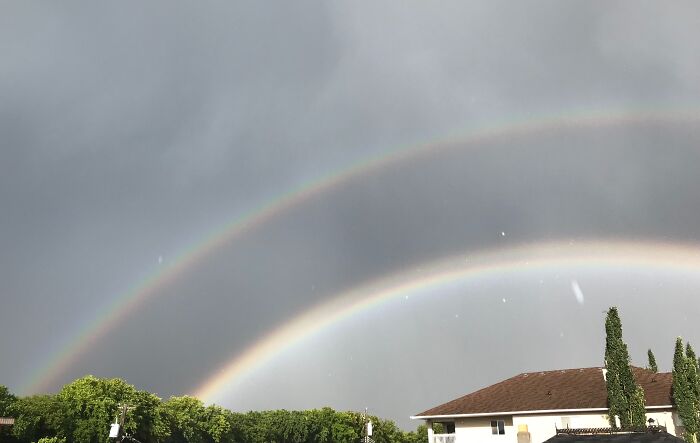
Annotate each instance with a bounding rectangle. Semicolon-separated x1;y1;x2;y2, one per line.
24;107;700;399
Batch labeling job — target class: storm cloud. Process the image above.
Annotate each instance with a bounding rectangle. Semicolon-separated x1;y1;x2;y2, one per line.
2;1;700;429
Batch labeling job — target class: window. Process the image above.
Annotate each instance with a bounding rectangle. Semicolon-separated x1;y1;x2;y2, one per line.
491;420;505;435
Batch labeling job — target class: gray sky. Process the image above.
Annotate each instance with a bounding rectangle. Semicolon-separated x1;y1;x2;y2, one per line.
2;1;700;430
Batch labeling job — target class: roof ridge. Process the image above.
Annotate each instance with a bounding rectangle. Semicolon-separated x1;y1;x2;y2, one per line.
518;367;603;376
516;367;671;376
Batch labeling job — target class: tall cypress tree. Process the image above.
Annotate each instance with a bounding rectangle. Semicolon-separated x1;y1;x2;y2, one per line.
605;308;627;427
629;385;647;428
687;342;700;443
604;307;646;427
648;349;659;373
687;344;699;371
686;343;700;406
606;369;628;427
673;338;698;443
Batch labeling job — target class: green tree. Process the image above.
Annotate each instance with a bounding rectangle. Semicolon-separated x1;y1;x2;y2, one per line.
604;307;646;427
629;385;647;428
160;396;209;443
11;395;66;443
128;389;169;443
648;349;659;373
253;409;308;443
0;386;18;442
160;396;233;443
0;385;17;416
329;411;360;443
367;416;405;443
203;405;232;443
605;369;627;427
305;407;337;443
687;343;700;407
403;424;428;443
227;411;266;443
674;338;698;443
58;375;165;443
60;376;130;443
9;373;479;443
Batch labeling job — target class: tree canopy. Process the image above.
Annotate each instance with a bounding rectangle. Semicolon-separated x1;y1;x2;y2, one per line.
604;307;646;427
0;377;428;443
673;338;700;443
647;349;658;373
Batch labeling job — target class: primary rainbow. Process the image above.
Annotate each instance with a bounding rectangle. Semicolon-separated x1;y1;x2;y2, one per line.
24;106;700;394
193;239;700;403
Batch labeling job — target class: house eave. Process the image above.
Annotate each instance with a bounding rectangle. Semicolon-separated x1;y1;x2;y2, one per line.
410;405;674;420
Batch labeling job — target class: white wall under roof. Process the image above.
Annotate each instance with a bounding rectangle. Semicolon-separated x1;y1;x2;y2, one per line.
432;409;680;443
453;415;514;443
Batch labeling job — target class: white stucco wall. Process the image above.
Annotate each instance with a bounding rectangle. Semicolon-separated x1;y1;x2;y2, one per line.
512;412;610;443
452;416;514;443
435;409;678;443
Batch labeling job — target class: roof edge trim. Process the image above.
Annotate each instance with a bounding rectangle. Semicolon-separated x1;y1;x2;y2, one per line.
411;405;674;420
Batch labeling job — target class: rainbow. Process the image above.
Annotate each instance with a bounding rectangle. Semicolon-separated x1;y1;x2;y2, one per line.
24;107;700;394
193;239;700;403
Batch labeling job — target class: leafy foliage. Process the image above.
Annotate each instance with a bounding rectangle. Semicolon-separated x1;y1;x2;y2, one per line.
647;349;658;373
0;385;17;417
674;338;700;443
58;375;169;443
160;395;234;443
5;376;429;443
11;394;66;443
0;385;18;442
604;307;646;427
686;343;700;408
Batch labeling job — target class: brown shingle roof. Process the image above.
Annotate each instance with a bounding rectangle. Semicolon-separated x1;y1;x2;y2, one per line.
415;367;673;417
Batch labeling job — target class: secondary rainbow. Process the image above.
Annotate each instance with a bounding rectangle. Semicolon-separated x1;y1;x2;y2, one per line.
25;107;700;394
193;239;700;403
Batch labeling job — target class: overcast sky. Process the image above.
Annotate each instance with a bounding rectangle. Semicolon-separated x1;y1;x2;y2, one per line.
2;1;700;430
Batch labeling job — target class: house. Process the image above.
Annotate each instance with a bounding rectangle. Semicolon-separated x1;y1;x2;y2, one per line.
411;367;679;443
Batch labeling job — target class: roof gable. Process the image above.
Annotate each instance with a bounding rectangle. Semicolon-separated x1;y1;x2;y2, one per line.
415;367;673;417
